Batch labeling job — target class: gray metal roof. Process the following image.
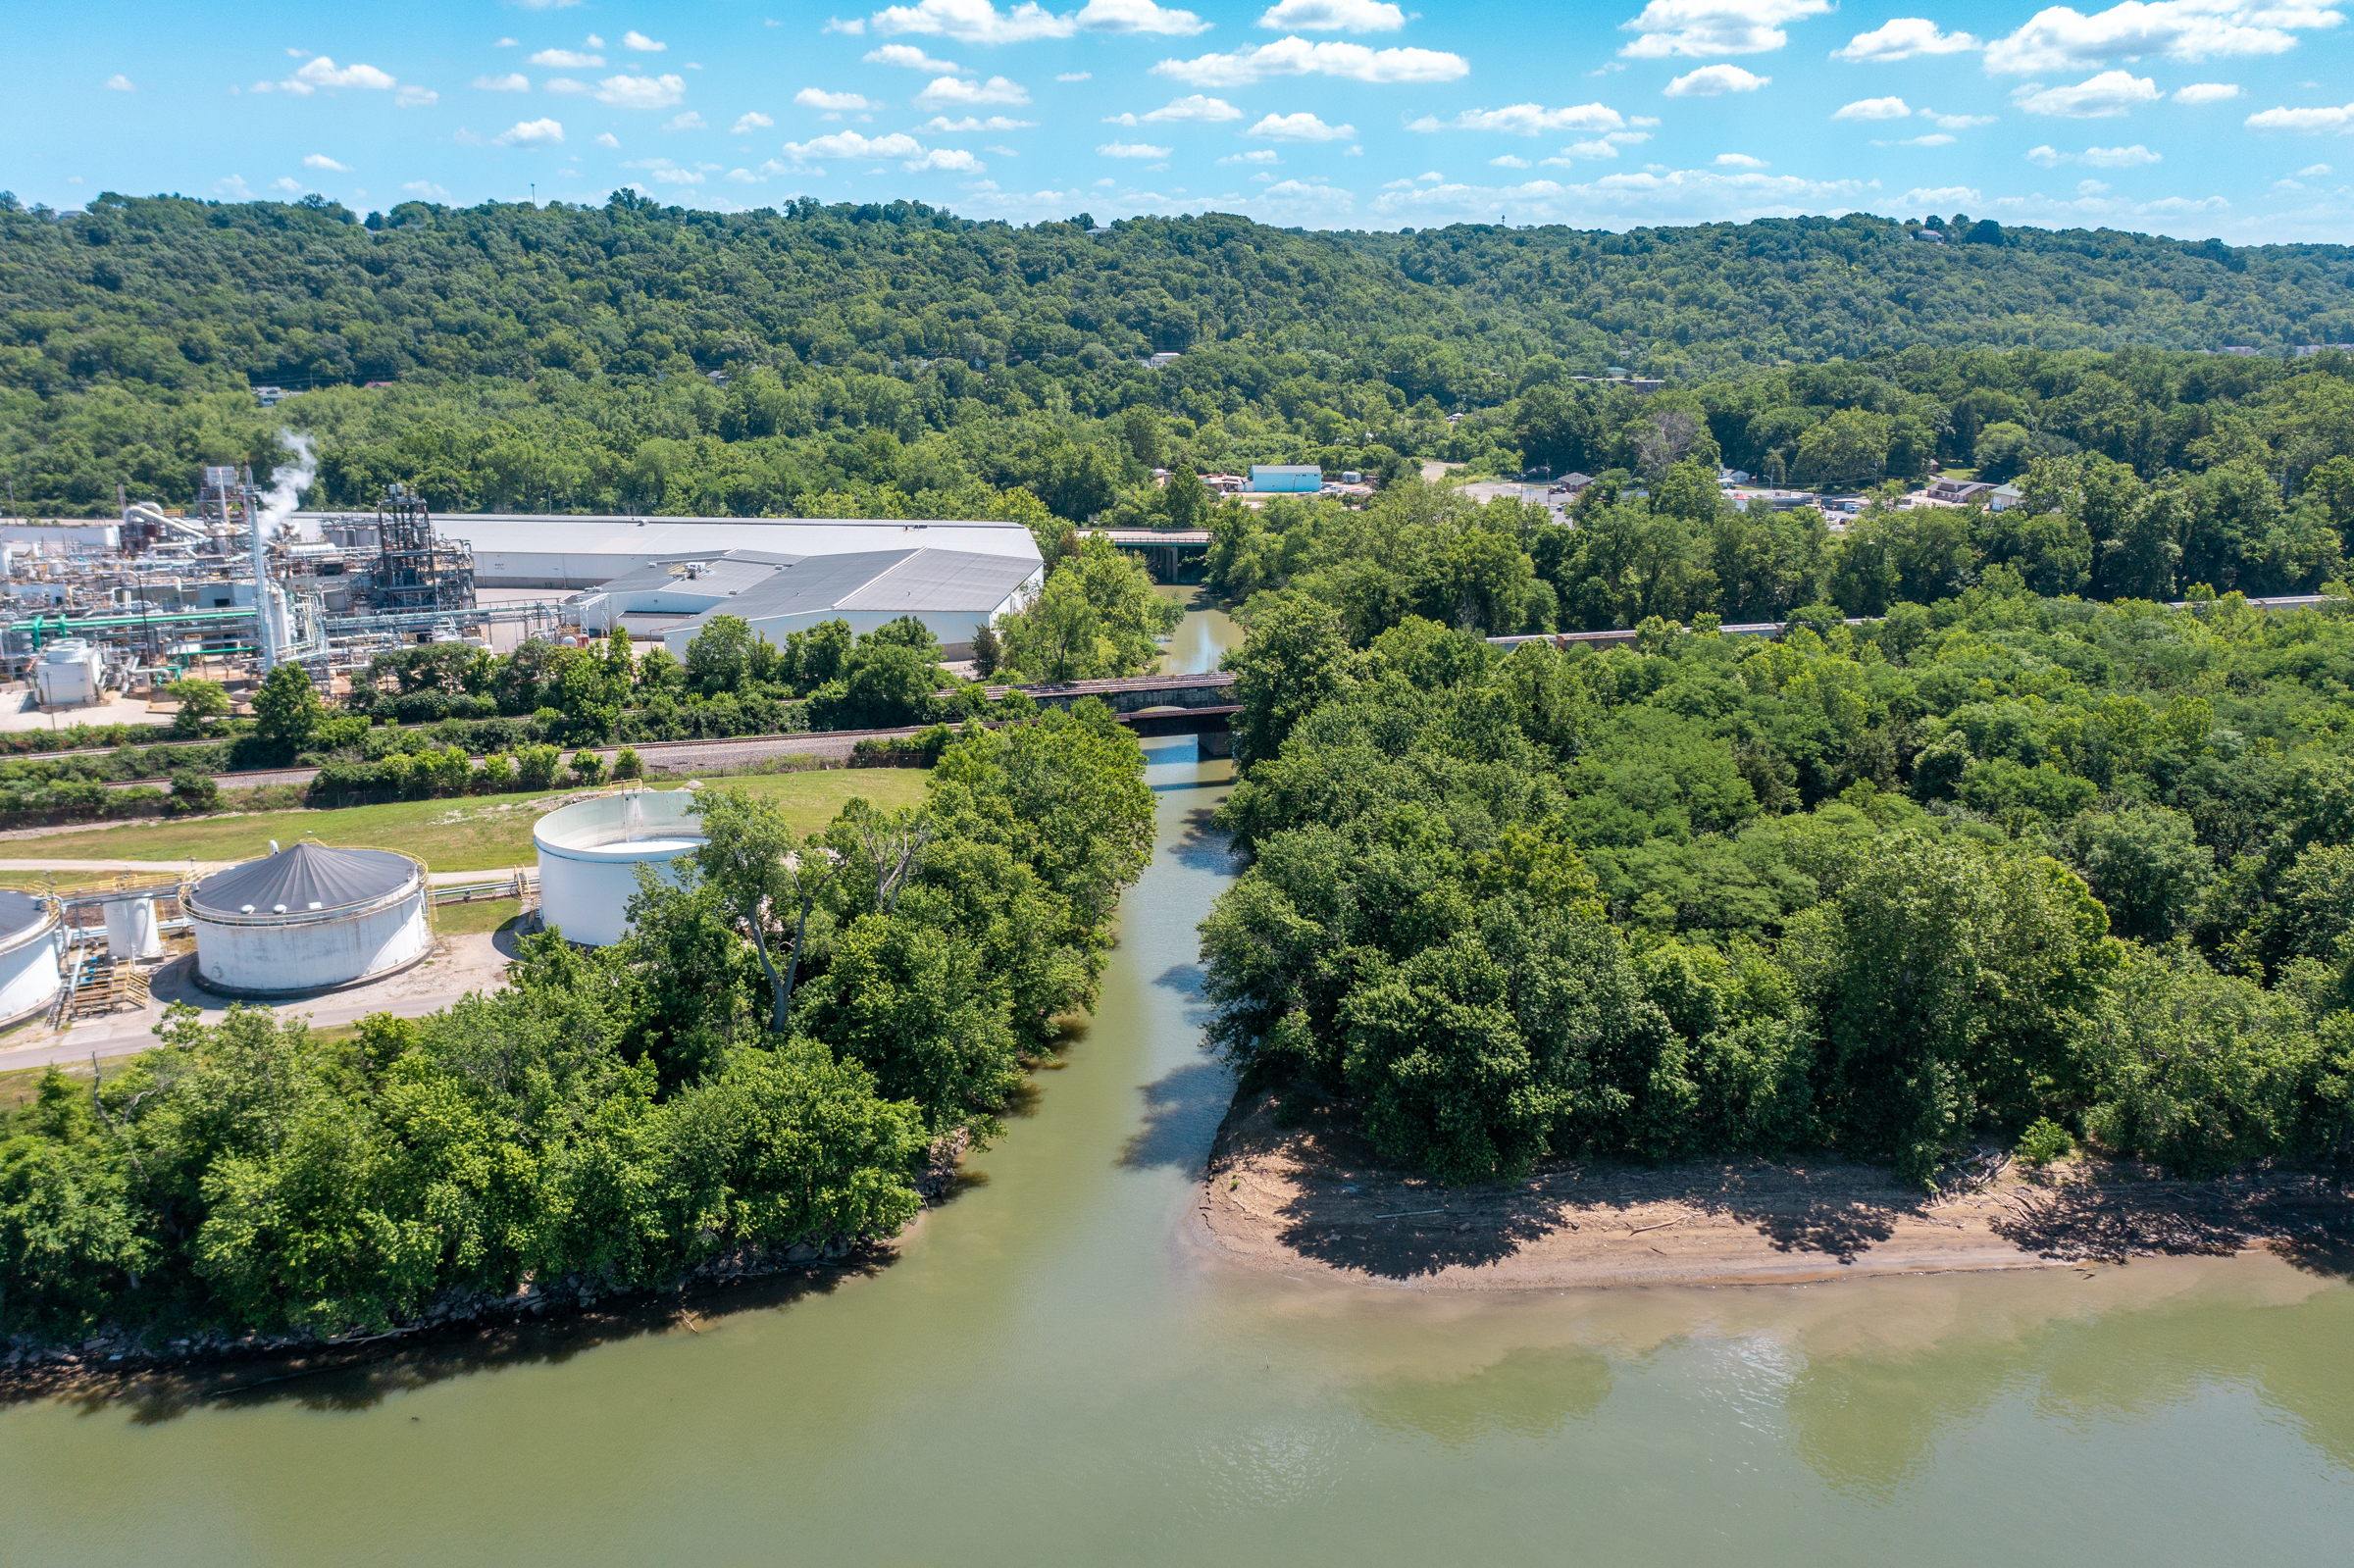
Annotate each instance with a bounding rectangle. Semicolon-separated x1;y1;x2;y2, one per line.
836;549;1041;613
189;842;418;918
593;551;801;596
0;890;45;939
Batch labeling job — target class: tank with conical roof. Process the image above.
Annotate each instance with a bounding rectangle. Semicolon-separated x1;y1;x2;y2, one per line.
0;891;65;1026
186;841;431;996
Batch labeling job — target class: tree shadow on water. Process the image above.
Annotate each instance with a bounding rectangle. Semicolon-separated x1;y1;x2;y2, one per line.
0;1255;894;1425
1166;809;1235;874
1118;1059;1234;1173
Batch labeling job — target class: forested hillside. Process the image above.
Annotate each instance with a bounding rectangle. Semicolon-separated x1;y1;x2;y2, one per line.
4;190;2353;518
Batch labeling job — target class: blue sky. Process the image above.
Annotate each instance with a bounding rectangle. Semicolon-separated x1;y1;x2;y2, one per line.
16;1;2354;241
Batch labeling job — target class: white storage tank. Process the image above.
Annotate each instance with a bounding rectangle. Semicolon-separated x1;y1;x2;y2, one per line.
102;894;163;961
534;788;706;946
186;842;431;997
0;891;64;1027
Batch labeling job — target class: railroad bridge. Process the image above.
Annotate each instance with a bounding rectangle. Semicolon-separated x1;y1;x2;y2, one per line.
991;672;1238;755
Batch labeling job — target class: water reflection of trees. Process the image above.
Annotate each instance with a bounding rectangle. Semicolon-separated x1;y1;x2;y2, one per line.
1785;1281;2354;1496
1356;1345;1613;1450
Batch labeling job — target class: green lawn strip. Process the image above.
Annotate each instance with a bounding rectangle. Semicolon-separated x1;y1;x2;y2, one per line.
434;898;521;936
1;769;932;874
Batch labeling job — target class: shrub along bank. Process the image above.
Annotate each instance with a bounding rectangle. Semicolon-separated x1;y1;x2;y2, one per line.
0;702;1152;1350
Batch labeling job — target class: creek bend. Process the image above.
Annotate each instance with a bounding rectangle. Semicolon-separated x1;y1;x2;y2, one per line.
2;598;2350;1565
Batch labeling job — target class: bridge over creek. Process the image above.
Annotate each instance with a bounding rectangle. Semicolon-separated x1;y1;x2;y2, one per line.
988;672;1238;755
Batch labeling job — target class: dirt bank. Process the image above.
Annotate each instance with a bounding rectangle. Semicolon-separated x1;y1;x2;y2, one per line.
1192;1090;2353;1290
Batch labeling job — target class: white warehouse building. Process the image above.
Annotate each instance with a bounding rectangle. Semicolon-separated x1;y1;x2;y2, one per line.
574;545;1043;659
287;513;1043;591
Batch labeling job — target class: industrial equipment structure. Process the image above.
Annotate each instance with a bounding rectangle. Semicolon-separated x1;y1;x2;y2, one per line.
184;841;432;996
533;788;706;946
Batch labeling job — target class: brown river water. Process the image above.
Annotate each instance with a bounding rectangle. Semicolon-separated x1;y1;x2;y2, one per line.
3;596;2350;1565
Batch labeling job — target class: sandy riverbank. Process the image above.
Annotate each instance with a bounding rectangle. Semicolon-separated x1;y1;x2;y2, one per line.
1191;1090;2353;1290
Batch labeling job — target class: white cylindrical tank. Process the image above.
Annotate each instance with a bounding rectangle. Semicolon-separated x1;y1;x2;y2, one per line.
534;788;707;946
102;895;163;961
0;891;64;1027
187;842;431;997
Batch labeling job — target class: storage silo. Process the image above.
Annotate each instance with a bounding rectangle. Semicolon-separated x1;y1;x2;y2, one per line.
0;891;65;1027
186;842;431;997
534;788;706;945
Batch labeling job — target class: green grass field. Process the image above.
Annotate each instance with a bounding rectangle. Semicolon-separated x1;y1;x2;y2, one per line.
1;770;931;874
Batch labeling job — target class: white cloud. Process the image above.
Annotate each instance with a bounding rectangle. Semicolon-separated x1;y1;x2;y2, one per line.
1057;71;1093;79
2298;161;2333;172
2138;193;2229;212
1099;139;1176;156
1904;183;1982;205
216;176;254;199
2175;81;2243;102
783;129;923;159
1247;111;1357;139
984;143;1021;154
2246;100;2354;131
798;88;883;111
1833;95;1911;120
1408;102;1626;134
396;84;438;108
1106;93;1243;124
1491;153;1532;167
865;43;960;70
732;111;776;133
476;73;532;91
1152;36;1469;85
588;33;606;45
302;153;350;171
531;49;605;68
2079;177;2111;192
1665;64;1769;94
2012;71;2161;117
904;146;986;170
545;78;587;94
826;15;869;31
664;111;709;129
1073;0;1211;34
1366;166;1870;228
1714;151;1768;167
1985;2;2341;76
915;75;1031;107
402;179;450;197
1548;138;1631;161
921;114;1038;128
1218;148;1281;163
1256;0;1406;28
495;38;519;47
1831;17;1980;61
594;74;688;109
270;177;306;194
1920;107;1996;128
286;57;398;92
1618;0;1833;60
104;74;135;91
1877;131;1957;144
869;0;1075;41
624;30;667;51
496;118;566;146
2026;143;2068;165
595;131;621;147
2083;142;2163;165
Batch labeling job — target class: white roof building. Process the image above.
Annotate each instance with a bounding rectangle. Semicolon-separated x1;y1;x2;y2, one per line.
289;513;1041;589
574;545;1044;658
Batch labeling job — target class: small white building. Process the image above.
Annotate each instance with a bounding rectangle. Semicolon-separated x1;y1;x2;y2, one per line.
33;640;107;707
